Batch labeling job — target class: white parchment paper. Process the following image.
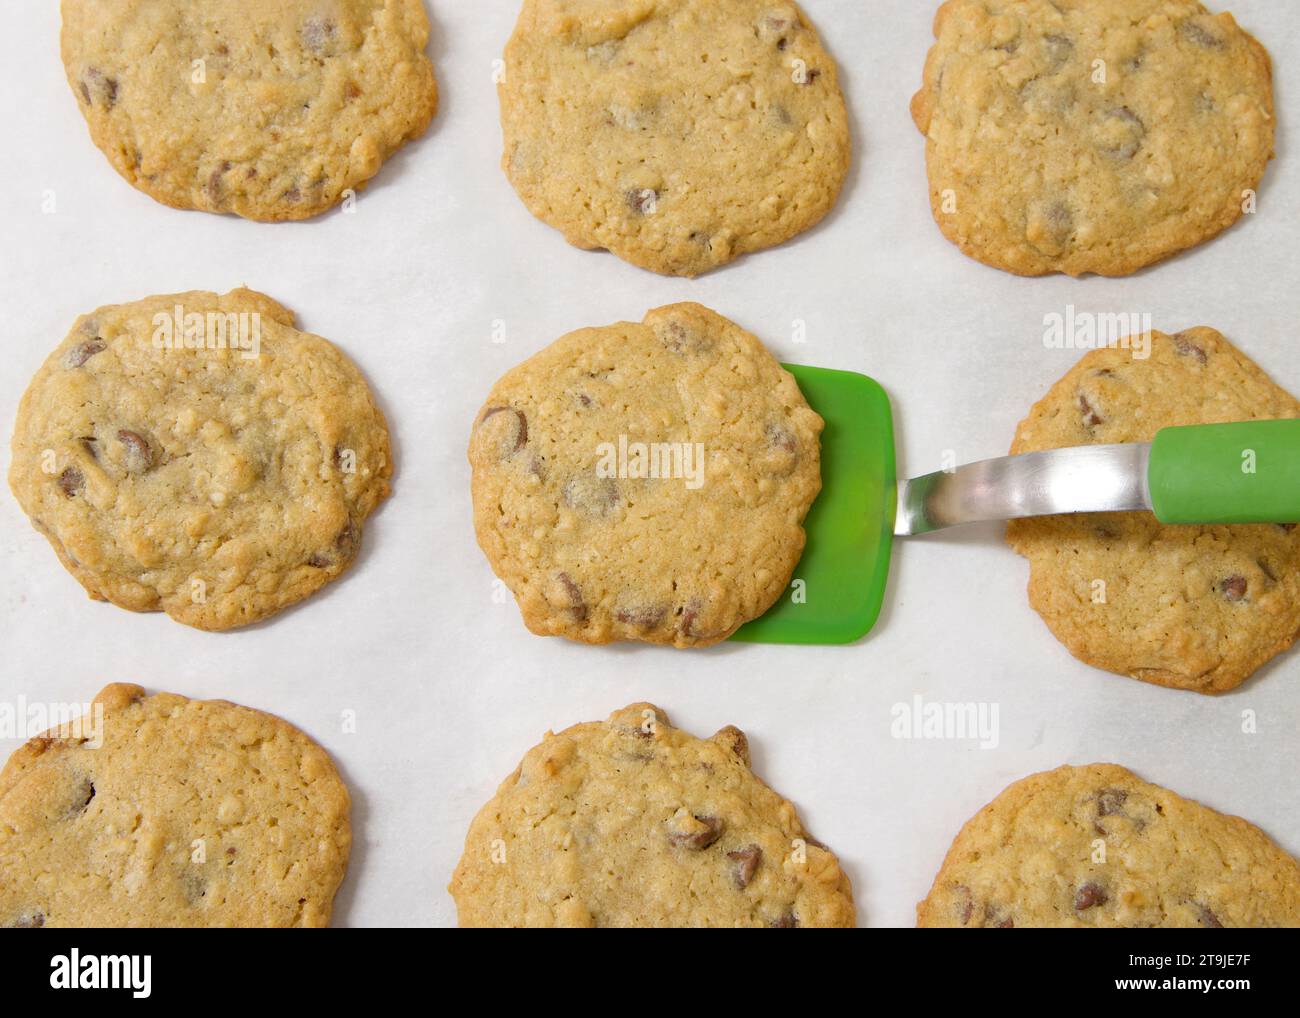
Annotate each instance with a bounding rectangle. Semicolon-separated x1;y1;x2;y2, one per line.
1;1;1296;927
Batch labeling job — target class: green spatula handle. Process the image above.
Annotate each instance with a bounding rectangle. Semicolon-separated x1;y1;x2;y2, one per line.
1150;420;1300;525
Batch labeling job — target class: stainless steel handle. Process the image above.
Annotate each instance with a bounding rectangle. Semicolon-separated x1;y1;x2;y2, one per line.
894;444;1153;537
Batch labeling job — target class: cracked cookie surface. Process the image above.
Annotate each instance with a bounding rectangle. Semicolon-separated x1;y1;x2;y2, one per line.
450;703;855;927
911;0;1274;276
0;683;350;928
499;0;850;276
1007;328;1300;693
918;764;1300;927
61;0;438;221
9;288;392;631
468;302;822;648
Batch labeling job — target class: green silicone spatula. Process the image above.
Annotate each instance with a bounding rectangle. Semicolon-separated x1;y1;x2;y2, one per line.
732;365;1300;646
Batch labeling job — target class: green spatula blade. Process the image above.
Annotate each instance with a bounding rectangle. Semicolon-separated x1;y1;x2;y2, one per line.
730;365;896;645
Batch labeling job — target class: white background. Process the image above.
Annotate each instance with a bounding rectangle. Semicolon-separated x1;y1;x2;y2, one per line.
1;1;1296;928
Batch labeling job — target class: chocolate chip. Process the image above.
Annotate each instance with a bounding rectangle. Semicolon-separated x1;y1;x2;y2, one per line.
1258;558;1278;584
769;912;798;928
668;814;723;851
1196;904;1224;928
336;519;358;557
766;423;798;454
656;319;713;355
207;161;232;204
1097;788;1128;816
1046;200;1073;236
68;777;95;817
80;67;118;109
1173;332;1208;364
995;916;1015;928
615;605;667;629
626;188;658;215
1043;33;1074;66
714;725;750;766
1078;393;1103;429
117;430;153;473
1074;882;1108;911
308;521;356;569
1100;107;1145;159
562;475;620;518
798;68;821;85
182;870;208;904
1181;20;1224;48
727;845;762;889
1218;575;1247;602
759;14;795;46
1030;198;1076;249
64;338;106;369
679;600;703;638
10;913;45;929
549;571;587;623
58;466;84;498
479;407;528;457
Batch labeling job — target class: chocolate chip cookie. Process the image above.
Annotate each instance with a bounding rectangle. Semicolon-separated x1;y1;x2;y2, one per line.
911;0;1274;276
0;683;351;928
499;0;851;276
9;288;392;631
61;0;438;221
468;302;822;648
918;764;1300;927
450;703;855;927
1007;328;1300;693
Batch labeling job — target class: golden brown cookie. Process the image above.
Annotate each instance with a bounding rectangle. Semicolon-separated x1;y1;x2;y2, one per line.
450;703;856;927
9;288;392;631
911;0;1274;276
61;0;438;221
0;683;351;928
468;302;822;648
1007;328;1300;693
499;0;851;276
918;763;1300;927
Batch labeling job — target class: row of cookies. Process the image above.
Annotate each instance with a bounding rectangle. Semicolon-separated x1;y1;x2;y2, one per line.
60;1;1275;277
10;291;1300;696
4;687;1297;927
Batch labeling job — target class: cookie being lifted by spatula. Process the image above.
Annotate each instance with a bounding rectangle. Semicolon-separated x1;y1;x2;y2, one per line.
1008;327;1300;693
468;303;823;648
